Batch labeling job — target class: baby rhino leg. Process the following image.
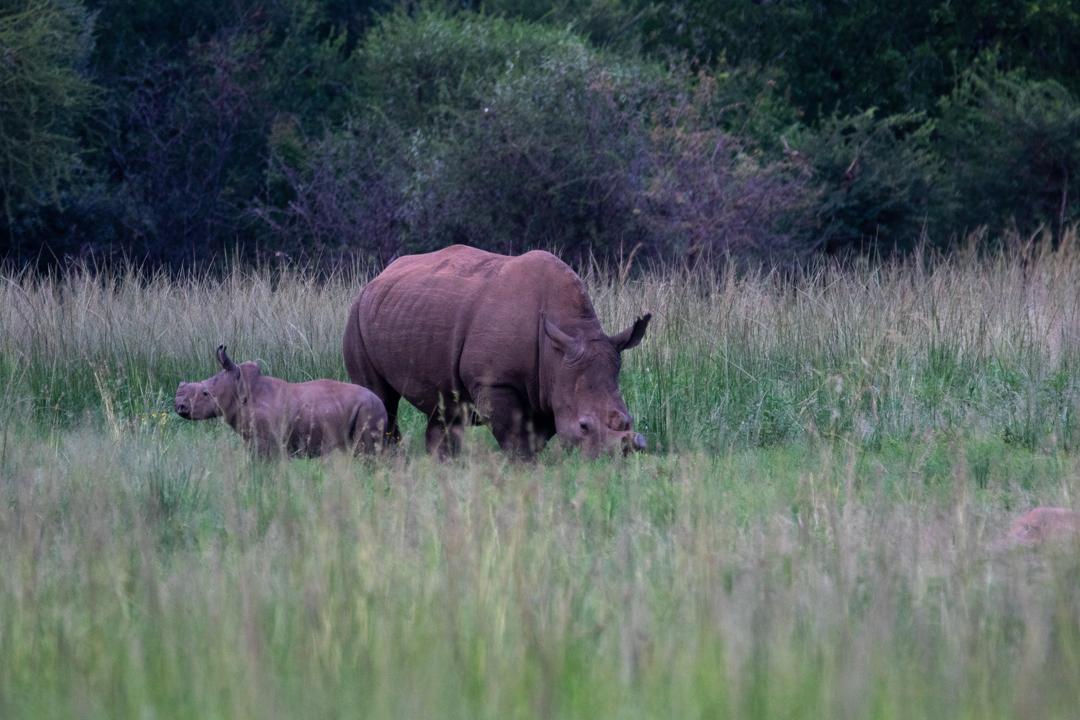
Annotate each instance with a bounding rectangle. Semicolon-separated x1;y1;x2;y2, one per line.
243;413;289;459
350;397;388;456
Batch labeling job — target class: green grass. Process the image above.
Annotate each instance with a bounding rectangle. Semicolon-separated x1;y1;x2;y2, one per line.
1;242;1080;718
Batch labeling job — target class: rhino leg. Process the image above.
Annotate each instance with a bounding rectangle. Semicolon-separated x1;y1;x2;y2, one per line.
425;416;463;459
350;407;386;456
382;389;402;446
484;386;544;460
251;436;287;460
347;355;400;445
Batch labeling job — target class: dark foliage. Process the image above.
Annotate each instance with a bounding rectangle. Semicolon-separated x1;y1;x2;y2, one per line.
254;118;407;264
937;63;1080;238
258;11;815;265
0;0;97;257
2;0;1079;269
801;110;941;254
638;0;1080;122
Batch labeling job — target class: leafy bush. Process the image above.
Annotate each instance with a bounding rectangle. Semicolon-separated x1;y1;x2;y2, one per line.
466;0;651;52
40;1;359;266
643;72;816;263
262;10;816;264
639;0;1080;122
100;34;268;264
399;35;659;257
800;110;942;254
937;64;1080;237
357;9;594;131
255;117;408;264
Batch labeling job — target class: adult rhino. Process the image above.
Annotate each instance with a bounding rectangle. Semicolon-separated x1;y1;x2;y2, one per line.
343;245;651;458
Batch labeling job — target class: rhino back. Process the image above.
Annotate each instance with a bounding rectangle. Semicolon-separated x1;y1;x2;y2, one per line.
261;378;371;454
356;245;598;414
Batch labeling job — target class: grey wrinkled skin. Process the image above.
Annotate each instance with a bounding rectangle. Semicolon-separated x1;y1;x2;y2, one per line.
175;345;387;458
343;244;651;459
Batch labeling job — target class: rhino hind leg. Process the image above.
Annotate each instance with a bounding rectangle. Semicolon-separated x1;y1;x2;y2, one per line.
343;317;402;446
350;405;387;456
354;381;400;447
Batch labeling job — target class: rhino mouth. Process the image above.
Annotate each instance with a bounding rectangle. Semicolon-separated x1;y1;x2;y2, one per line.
621;432;647;455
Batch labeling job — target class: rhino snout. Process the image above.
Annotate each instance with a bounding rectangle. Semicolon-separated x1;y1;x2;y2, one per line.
608;409;633;432
621;432;647;454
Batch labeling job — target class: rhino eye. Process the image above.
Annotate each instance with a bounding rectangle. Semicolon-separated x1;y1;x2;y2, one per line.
202;390;209;397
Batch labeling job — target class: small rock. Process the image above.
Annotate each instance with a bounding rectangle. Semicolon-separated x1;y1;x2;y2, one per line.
1005;506;1080;548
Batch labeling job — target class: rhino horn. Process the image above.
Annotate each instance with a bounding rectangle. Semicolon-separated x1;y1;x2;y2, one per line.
217;344;239;374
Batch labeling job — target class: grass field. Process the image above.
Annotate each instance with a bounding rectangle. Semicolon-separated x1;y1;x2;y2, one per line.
2;241;1079;718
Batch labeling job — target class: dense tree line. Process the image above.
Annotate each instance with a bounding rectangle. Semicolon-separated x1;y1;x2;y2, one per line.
2;0;1079;268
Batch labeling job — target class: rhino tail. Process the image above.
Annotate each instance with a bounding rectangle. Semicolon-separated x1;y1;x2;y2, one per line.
343;301;365;384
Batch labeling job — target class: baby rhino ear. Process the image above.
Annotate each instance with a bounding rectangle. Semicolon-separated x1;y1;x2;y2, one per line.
217;344;239;376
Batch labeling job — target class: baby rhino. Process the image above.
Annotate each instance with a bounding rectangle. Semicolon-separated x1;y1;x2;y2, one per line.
175;345;387;458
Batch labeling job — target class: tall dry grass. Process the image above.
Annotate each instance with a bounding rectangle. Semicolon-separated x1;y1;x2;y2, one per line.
3;235;1079;450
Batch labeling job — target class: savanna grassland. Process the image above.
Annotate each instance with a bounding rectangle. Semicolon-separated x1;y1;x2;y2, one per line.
2;241;1080;719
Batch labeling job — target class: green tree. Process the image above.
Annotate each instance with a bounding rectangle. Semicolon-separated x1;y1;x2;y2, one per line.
263;9;815;263
800;110;942;254
0;0;97;223
462;0;652;52
74;0;362;264
937;63;1080;237
85;0;391;74
640;1;1080;122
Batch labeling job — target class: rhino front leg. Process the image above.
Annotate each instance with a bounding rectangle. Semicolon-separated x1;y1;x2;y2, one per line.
381;387;403;447
483;386;545;459
425;416;463;459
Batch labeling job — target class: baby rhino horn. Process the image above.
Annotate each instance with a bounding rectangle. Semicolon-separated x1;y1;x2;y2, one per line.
217;344;238;373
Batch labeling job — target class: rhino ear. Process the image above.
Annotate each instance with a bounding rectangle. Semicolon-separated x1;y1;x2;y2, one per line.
542;313;582;359
217;344;239;376
612;313;652;352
